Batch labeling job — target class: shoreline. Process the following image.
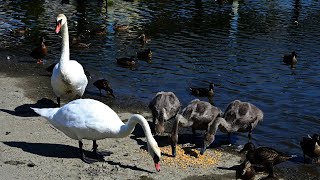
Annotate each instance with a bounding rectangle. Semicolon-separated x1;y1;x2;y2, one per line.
0;61;243;180
0;52;319;179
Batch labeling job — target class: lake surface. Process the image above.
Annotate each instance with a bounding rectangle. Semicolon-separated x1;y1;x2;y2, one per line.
0;0;319;161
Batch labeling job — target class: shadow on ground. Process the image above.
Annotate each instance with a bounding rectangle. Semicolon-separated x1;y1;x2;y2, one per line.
0;98;57;117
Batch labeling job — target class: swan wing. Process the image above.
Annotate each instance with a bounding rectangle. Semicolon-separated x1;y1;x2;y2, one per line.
55;99;124;138
62;60;88;86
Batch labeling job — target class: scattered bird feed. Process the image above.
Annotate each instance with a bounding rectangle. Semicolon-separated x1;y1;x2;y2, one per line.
160;144;222;169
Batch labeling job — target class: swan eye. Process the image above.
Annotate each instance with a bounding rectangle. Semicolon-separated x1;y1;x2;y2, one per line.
56;19;62;26
153;155;160;163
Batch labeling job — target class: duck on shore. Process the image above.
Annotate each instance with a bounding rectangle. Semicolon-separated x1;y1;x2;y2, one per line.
236;160;256;180
30;36;48;64
240;142;293;179
93;79;115;98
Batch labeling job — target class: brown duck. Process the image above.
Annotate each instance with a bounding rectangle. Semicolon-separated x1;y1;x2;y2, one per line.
113;23;129;32
283;51;297;68
93;79;115;98
116;57;136;67
300;133;320;163
138;33;151;44
137;48;152;60
236;160;256;180
190;82;214;97
240;142;293;179
10;26;30;36
30;36;48;64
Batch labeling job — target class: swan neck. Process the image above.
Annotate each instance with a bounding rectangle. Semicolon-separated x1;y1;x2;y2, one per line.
209;117;231;134
119;115;154;142
172;114;185;136
60;21;69;65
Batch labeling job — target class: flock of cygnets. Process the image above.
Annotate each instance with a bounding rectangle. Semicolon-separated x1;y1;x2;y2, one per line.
27;14;319;179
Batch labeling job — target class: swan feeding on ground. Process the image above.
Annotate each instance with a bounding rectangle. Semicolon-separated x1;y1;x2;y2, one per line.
32;99;161;172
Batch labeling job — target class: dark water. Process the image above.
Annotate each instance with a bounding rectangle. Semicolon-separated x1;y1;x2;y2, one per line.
0;0;320;167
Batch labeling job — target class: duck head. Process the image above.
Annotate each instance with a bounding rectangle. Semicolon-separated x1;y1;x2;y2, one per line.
312;133;320;142
55;14;67;34
147;140;161;172
240;142;256;153
291;51;297;58
40;36;45;43
209;82;214;89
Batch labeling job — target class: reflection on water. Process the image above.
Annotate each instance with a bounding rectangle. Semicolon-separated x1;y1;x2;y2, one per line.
0;0;320;169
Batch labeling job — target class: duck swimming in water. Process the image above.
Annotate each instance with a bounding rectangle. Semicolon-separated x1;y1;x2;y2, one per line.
300;133;320;163
283;51;297;68
116;57;136;67
190;82;214;97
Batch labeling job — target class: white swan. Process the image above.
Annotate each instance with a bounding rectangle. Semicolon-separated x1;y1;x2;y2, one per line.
52;14;88;106
31;99;161;172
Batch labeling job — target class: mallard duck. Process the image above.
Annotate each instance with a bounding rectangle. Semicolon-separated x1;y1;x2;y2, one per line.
300;133;320;163
9;26;30;36
240;142;293;178
93;79;115;98
236;160;256;180
283;51;297;67
31;98;161;172
138;33;151;44
71;36;91;49
93;27;107;35
51;14;88;107
190;82;214;97
170;99;224;156
137;48;152;60
113;23;129;32
148;91;181;135
30;36;48;64
116;57;136;67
